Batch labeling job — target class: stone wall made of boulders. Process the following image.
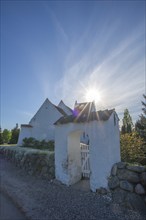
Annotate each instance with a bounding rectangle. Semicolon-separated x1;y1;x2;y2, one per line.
108;162;146;213
0;146;55;179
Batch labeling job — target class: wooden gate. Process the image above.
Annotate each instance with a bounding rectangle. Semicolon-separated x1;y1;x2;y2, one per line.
80;143;90;178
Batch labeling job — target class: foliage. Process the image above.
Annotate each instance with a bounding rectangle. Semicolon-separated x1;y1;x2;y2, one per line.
22;137;54;151
2;129;11;144
135;94;146;141
121;109;133;134
9;123;20;144
0;127;3;144
120;132;146;165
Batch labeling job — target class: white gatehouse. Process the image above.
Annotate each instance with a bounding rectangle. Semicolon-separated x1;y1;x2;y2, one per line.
55;101;121;192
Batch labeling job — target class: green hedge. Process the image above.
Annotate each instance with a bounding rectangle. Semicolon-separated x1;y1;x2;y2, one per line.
22;137;54;151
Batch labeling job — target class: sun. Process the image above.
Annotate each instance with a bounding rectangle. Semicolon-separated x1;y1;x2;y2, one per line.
85;88;101;103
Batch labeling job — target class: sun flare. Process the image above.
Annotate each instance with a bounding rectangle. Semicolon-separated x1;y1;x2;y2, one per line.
85;88;101;103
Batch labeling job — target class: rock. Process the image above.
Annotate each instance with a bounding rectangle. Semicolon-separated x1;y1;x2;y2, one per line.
135;183;145;195
120;180;133;192
124;193;146;213
111;164;117;176
116;162;127;169
140;172;146;186
117;169;140;183
40;160;47;166
108;176;119;189
127;165;146;173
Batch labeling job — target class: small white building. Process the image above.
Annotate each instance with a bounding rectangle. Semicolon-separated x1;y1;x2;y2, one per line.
55;101;121;192
17;98;72;146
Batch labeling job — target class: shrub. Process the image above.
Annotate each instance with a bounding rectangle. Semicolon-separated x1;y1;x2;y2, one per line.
22;137;54;151
120;132;146;165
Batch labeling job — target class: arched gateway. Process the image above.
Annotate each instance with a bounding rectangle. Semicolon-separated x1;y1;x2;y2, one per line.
54;102;120;192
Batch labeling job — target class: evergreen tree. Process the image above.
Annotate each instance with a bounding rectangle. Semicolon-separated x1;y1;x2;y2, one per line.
135;94;146;141
121;109;133;134
9;123;20;144
2;129;11;143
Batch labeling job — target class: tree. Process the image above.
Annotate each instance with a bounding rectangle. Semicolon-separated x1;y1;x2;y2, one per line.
9;123;20;144
2;129;11;144
135;94;146;141
120;132;146;165
0;127;3;144
121;109;133;134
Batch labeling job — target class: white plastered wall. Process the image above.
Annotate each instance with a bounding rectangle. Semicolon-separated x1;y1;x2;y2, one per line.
18;99;63;146
29;101;63;141
17;126;32;146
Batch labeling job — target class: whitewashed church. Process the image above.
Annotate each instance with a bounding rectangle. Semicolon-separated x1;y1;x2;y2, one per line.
18;98;120;191
17;99;73;145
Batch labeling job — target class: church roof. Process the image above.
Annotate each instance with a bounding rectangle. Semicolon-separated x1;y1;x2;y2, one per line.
54;105;67;116
58;100;73;113
74;101;95;115
54;109;115;125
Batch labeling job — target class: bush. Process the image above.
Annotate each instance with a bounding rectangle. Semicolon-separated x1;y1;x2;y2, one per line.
22;137;54;151
120;132;146;165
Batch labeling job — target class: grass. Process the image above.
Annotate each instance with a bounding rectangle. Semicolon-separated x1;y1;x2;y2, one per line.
0;144;17;147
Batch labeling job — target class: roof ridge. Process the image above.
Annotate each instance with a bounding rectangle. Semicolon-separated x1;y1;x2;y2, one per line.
54;104;67;116
58;100;73;112
29;98;53;123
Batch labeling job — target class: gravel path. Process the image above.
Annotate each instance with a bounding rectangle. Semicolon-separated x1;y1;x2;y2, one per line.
0;155;146;220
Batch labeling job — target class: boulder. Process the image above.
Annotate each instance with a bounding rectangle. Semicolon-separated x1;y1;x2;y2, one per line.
116;162;127;169
108;176;119;189
117;169;140;183
111;164;117;176
135;183;145;195
124;193;146;213
140;172;146;186
127;165;146;173
120;180;133;192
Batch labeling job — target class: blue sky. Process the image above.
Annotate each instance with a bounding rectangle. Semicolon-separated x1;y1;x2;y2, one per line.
1;0;145;130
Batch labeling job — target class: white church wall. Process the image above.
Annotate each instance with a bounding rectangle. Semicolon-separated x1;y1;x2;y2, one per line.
18;99;65;146
29;99;63;141
17;126;32;146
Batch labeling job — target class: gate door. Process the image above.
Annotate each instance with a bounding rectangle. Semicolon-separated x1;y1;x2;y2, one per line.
80;143;90;178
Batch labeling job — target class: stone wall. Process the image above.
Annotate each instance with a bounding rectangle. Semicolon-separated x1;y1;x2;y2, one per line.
0;146;55;179
108;162;146;212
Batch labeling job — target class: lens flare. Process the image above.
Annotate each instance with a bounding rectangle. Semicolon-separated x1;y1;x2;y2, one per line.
85;88;101;103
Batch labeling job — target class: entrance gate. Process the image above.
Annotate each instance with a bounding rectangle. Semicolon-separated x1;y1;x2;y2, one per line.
80;143;90;178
